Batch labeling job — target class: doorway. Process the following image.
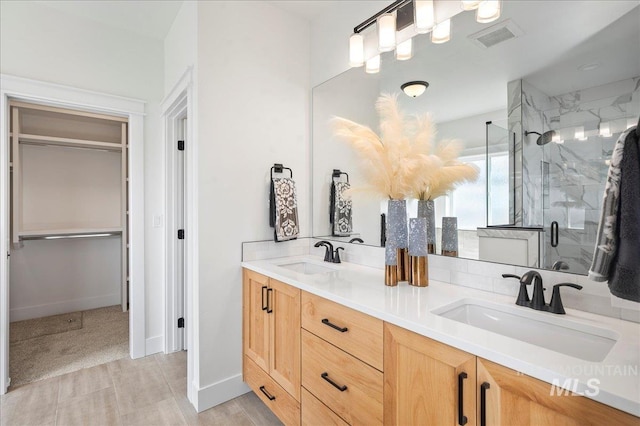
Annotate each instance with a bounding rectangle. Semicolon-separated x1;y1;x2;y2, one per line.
0;75;146;394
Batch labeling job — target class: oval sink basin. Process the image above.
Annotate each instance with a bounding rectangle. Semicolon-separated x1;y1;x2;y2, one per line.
277;261;337;275
432;299;619;362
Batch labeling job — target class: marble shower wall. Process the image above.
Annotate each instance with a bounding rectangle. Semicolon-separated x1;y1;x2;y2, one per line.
507;80;523;226
510;76;640;274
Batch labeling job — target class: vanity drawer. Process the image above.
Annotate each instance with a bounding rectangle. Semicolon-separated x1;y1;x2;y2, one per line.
244;356;300;426
301;291;383;371
302;330;383;425
301;387;348;426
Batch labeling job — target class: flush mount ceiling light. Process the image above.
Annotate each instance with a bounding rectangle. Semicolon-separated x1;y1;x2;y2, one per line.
348;1;504;72
401;81;429;97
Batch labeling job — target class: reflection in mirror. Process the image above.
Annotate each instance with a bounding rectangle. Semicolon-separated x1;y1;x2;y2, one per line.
312;2;640;275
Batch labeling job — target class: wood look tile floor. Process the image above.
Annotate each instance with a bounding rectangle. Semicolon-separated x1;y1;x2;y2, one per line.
0;351;283;426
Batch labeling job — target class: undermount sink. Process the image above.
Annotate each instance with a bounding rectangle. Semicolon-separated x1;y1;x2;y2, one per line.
432;299;619;362
277;261;337;275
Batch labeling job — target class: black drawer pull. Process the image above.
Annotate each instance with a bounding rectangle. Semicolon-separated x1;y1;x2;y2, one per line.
481;382;490;426
458;372;468;425
321;318;348;333
261;286;268;311
321;372;347;392
259;385;276;401
266;288;273;313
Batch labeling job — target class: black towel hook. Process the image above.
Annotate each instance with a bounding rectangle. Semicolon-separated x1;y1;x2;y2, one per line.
271;163;293;179
332;169;349;183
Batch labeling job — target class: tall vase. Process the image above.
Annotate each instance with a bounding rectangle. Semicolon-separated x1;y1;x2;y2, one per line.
408;217;429;287
387;199;409;282
442;217;459;257
417;199;436;254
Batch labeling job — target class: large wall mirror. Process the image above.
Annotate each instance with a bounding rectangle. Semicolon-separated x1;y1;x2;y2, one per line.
312;1;639;275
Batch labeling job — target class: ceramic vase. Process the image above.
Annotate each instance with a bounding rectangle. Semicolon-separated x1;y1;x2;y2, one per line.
417;199;436;254
408;218;429;287
441;217;459;257
387;199;409;282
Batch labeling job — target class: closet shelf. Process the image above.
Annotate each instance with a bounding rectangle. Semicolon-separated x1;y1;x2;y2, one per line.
19;227;123;240
18;133;122;151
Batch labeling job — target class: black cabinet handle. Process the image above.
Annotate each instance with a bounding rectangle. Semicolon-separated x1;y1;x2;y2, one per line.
266;288;273;313
321;318;348;333
551;221;559;247
259;385;276;401
481;382;490;426
261;286;268;311
458;372;468;425
321;372;348;392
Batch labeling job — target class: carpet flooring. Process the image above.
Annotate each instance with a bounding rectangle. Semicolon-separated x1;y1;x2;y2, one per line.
9;305;128;387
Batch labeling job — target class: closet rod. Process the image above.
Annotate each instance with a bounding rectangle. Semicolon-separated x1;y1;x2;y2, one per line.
21;232;120;241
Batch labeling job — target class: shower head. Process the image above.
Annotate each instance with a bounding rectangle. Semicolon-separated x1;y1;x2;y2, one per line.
525;130;556;145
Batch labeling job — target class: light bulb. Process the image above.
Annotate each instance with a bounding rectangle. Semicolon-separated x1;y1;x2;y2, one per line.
432;19;451;44
365;55;381;74
349;33;364;67
477;0;501;23
377;13;396;52
414;0;435;34
396;38;413;60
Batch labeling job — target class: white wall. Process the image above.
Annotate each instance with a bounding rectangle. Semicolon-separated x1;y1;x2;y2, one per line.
194;0;310;410
164;1;197;95
0;1;165;346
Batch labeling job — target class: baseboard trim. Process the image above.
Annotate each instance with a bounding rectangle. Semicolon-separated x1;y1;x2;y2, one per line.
145;335;163;356
195;373;250;412
9;293;120;322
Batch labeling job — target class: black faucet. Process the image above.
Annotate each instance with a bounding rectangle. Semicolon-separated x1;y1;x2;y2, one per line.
349;237;364;243
551;260;569;271
314;241;334;262
334;247;345;263
522;270;547;311
502;271;573;313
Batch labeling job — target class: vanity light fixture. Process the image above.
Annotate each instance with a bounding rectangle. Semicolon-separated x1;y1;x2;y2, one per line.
575;126;588;141
378;12;397;52
396;38;413;60
349;33;365;67
431;19;451;44
476;0;501;23
414;0;435;33
599;122;612;137
366;55;381;73
461;0;483;10
401;81;429;97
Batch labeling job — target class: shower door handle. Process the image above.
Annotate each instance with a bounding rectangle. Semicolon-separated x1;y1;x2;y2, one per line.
551;221;559;247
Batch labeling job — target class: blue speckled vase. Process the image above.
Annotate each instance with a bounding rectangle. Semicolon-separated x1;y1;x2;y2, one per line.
417;200;436;254
387;199;409;281
442;217;458;257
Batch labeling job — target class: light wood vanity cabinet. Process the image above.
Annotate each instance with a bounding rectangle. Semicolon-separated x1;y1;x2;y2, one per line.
243;269;638;426
242;270;300;425
384;322;639;426
477;358;638;426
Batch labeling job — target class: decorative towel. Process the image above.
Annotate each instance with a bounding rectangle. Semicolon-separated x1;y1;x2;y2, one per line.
608;123;640;302
330;181;352;236
270;177;299;242
589;121;640;302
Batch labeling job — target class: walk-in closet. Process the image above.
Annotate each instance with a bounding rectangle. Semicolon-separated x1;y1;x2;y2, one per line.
8;101;129;386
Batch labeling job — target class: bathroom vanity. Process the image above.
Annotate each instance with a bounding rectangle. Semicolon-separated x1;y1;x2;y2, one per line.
241;256;639;426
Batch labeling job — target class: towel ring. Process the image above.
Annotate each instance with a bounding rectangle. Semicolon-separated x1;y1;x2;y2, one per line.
332;169;349;183
271;163;293;179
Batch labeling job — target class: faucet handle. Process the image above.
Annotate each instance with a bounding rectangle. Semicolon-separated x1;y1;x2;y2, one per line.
502;274;530;307
333;247;344;263
549;283;583;314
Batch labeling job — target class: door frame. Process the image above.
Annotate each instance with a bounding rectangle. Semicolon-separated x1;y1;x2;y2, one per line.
161;67;198;405
0;74;146;394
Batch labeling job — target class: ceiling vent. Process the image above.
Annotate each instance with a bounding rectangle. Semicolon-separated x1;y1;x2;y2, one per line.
469;19;523;49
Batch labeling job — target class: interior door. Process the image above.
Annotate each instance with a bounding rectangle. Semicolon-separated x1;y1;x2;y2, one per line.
177;117;186;350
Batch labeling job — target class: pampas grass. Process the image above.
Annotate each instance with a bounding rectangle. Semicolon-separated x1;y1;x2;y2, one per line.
331;93;478;201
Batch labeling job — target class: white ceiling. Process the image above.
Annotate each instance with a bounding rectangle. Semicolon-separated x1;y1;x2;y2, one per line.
35;0;184;40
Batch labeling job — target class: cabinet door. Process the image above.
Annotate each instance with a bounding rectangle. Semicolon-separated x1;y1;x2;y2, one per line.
477;358;638;426
243;270;270;373
384;323;477;426
269;278;301;401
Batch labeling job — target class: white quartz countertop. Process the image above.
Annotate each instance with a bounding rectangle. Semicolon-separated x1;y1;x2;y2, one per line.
241;255;640;417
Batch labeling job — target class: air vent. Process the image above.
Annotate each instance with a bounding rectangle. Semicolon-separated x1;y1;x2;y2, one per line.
469;19;524;49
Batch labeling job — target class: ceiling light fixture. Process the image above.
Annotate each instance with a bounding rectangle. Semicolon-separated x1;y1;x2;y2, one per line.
401;81;429;97
366;55;381;74
461;0;483;10
349;33;365;67
378;12;397;52
414;0;435;33
431;19;451;44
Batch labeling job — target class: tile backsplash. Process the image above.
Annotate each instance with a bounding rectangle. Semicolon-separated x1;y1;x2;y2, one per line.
242;238;639;323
